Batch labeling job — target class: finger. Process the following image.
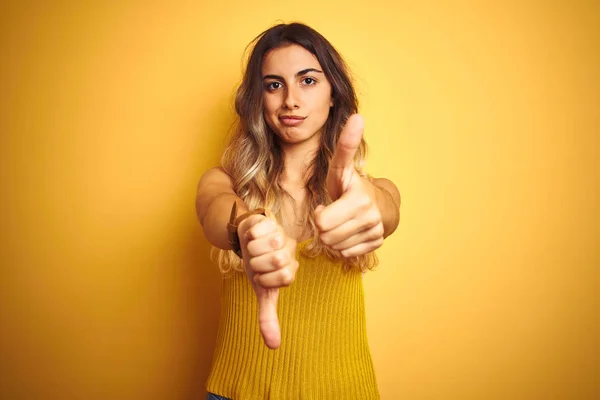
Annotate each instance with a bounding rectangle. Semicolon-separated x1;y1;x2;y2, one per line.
315;199;357;233
314;204;326;227
330;222;384;251
255;287;281;349
238;213;266;238
249;248;291;274
320;212;381;247
246;231;286;257
254;259;298;288
245;217;278;241
329;114;364;171
315;192;374;232
340;237;384;258
319;218;361;246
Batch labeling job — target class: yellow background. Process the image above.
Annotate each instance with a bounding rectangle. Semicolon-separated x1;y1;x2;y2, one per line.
1;1;598;399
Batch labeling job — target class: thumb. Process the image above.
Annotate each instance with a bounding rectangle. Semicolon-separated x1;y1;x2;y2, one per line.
330;114;364;171
255;286;281;349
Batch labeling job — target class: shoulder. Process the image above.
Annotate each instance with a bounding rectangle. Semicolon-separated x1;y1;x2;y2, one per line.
368;177;401;206
200;166;231;180
197;167;234;190
195;167;237;225
196;167;236;205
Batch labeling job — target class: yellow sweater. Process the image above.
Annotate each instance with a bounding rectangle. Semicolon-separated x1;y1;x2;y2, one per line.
206;241;380;399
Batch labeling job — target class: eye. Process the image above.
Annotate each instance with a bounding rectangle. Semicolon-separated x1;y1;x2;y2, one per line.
266;81;282;91
302;77;316;85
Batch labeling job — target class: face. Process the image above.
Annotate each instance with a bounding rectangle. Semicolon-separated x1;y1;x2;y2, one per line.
261;44;333;147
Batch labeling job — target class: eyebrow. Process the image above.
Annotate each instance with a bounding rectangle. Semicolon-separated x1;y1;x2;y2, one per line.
263;68;324;80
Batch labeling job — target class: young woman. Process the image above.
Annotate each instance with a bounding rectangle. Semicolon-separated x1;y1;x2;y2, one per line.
196;22;400;400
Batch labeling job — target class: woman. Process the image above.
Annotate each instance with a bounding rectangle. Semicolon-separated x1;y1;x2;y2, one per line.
196;22;400;400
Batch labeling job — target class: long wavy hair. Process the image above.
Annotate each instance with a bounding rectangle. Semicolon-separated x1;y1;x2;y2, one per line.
213;22;378;273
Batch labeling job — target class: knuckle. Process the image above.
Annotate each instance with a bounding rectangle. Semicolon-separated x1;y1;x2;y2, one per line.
280;269;295;286
358;195;372;209
367;211;381;227
270;234;283;249
244;215;265;233
247;226;260;241
273;251;288;268
267;218;278;231
258;218;273;230
371;223;384;239
367;230;378;241
372;237;383;249
257;219;273;234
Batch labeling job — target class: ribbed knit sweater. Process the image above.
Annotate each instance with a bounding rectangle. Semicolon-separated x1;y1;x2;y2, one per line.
206;241;380;399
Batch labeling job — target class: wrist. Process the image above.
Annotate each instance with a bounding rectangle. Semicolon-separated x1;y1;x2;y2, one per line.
228;202;266;257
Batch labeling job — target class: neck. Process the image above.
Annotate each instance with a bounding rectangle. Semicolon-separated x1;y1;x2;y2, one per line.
279;136;320;187
280;148;316;187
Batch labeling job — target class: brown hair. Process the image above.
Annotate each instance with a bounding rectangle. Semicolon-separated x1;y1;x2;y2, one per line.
214;22;377;273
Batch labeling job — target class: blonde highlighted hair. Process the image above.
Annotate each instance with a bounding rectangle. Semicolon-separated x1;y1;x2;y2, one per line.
212;22;378;274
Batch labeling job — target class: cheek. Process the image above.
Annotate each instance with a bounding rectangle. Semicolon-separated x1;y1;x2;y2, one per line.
262;97;277;130
317;88;332;112
263;94;279;115
316;94;332;118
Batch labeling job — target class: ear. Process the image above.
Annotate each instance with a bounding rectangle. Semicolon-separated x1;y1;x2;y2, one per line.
330;97;334;107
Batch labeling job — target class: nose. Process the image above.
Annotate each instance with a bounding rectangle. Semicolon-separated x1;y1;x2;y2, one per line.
283;86;300;110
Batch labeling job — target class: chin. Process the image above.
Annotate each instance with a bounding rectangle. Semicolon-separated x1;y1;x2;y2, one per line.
282;133;321;146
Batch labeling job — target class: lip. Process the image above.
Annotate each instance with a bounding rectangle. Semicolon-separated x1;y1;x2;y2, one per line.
279;115;306;127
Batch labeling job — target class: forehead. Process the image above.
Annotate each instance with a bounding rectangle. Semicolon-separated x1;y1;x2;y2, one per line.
262;44;322;74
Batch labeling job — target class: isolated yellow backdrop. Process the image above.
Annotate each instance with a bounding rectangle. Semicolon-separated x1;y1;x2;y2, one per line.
1;1;598;399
